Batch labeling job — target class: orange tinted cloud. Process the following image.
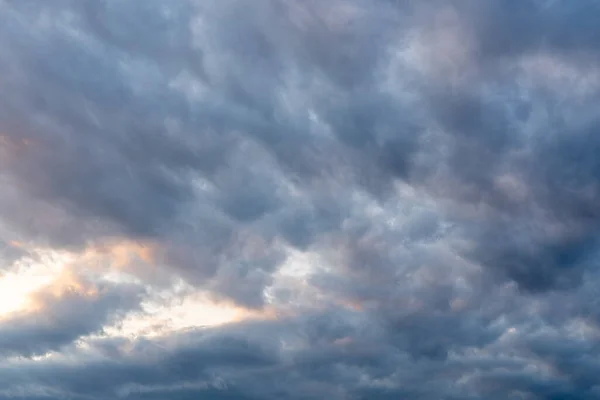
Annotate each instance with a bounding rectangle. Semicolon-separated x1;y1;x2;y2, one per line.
24;270;100;314
0;134;36;152
84;239;158;268
57;238;163;283
8;240;25;248
0;238;156;318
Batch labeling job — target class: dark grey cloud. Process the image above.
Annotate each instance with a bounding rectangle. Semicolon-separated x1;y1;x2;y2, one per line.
466;0;600;61
2;294;598;400
0;0;599;399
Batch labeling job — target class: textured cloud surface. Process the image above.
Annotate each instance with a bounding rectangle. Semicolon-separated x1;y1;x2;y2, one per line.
1;0;600;399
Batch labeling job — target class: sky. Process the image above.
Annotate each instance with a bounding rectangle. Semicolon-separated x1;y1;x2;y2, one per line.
0;0;599;399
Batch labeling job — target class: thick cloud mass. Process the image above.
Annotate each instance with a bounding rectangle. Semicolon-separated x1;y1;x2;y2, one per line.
0;0;600;399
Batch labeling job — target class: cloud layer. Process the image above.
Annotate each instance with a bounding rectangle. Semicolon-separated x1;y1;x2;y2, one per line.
1;0;600;398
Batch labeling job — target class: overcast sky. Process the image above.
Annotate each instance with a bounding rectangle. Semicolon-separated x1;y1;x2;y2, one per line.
1;0;600;399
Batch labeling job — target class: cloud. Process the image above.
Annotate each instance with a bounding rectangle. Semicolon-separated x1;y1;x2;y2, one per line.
0;0;599;399
0;271;142;358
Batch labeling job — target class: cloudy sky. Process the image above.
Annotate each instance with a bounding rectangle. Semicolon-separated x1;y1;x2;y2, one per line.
0;0;600;398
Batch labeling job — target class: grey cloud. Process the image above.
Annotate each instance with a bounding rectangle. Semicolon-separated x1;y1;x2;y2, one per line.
0;0;599;398
467;0;600;61
0;297;599;399
0;239;29;268
0;322;282;399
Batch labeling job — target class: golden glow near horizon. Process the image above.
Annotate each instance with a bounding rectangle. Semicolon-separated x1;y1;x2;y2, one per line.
106;293;277;339
0;270;54;316
0;241;279;335
0;250;69;317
